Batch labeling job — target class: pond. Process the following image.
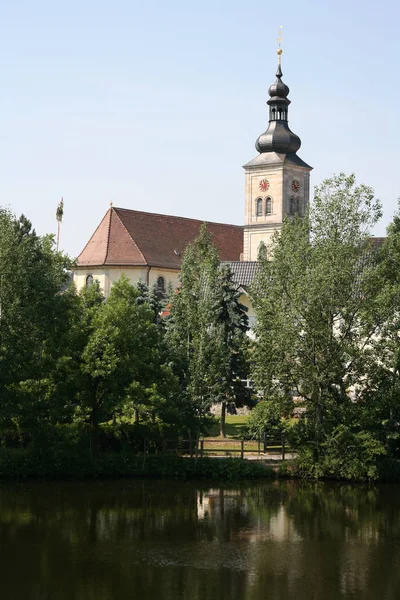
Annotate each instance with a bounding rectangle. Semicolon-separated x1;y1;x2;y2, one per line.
0;479;399;599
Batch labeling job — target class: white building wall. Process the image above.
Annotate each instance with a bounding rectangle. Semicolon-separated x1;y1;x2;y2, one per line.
73;266;180;297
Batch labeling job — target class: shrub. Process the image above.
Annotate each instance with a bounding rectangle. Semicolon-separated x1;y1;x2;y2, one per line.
293;425;386;482
0;449;275;481
244;399;289;441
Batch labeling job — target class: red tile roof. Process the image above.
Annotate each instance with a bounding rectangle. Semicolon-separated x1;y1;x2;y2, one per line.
76;207;243;269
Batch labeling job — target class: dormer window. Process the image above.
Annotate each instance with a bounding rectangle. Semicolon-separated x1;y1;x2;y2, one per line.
256;198;263;216
265;197;272;215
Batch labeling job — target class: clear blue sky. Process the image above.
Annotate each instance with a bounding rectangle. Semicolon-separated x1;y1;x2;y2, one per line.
0;0;399;257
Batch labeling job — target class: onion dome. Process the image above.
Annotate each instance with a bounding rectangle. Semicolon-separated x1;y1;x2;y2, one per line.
268;64;290;99
255;62;301;155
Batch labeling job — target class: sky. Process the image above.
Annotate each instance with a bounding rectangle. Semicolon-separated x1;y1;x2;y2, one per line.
0;0;399;257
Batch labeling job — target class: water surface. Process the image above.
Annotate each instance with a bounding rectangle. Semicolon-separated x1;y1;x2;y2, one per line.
0;479;399;599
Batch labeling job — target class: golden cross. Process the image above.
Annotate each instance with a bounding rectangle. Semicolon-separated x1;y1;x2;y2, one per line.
277;25;283;65
277;25;283;49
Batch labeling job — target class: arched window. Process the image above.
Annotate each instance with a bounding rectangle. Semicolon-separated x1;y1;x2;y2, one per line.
157;276;165;292
256;198;263;216
296;197;301;216
156;276;166;301
289;197;295;216
86;274;94;287
265;197;272;215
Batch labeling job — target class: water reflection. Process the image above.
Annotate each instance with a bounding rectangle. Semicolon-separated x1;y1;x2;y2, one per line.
0;480;399;599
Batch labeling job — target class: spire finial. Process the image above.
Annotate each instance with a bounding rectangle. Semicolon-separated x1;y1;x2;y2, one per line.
110;200;113;207
277;25;283;66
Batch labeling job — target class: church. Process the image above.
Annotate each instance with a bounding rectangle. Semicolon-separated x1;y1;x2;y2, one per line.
73;46;312;320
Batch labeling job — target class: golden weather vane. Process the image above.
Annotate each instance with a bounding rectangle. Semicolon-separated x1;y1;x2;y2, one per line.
277;25;283;66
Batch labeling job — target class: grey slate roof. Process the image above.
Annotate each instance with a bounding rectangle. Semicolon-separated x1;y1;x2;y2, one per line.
243;151;312;170
222;261;260;288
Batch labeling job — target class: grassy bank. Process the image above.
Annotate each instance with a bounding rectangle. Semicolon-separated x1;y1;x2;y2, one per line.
0;448;275;481
206;414;249;439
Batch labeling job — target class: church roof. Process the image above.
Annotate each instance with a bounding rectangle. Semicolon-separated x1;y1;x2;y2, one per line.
222;261;260;288
76;207;244;269
243;151;312;170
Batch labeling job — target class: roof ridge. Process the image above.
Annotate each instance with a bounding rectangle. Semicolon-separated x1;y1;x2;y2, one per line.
76;208;112;264
111;207;147;265
104;207;113;264
113;207;243;230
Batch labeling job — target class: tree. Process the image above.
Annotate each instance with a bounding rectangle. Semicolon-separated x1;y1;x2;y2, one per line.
73;277;166;455
251;173;383;461
208;265;249;437
245;398;290;441
166;224;220;440
0;208;73;436
359;202;400;458
166;225;250;439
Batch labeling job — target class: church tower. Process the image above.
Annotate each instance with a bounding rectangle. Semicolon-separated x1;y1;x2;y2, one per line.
243;39;312;261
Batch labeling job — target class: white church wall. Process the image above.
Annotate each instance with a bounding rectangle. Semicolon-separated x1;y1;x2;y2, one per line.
73;266;181;297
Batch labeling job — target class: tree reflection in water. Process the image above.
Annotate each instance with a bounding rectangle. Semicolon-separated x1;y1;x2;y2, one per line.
0;480;399;599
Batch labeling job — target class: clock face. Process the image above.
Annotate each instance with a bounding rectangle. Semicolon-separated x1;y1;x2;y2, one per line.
292;179;300;193
259;179;270;192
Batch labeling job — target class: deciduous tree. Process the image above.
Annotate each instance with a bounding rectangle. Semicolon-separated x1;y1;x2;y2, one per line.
251;173;383;461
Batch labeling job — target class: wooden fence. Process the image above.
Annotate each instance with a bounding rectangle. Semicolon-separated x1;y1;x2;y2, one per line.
162;436;290;460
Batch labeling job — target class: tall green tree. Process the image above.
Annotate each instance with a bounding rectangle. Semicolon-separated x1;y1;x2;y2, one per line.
360;202;400;457
0;208;73;434
251;173;383;460
167;225;250;438
208;265;249;437
166;224;220;439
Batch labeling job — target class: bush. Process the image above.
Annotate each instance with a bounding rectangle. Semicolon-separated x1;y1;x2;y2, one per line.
244;399;289;441
321;426;386;481
0;449;275;481
293;425;386;482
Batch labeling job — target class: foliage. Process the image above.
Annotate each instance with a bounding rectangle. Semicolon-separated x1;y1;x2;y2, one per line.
244;399;291;440
0;209;73;432
4;175;400;483
321;426;386;481
0;448;275;481
166;224;250;438
74;276;178;455
251;174;383;462
294;426;386;482
359;201;400;457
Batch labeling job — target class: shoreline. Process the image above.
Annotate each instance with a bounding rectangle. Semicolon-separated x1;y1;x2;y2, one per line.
0;448;398;483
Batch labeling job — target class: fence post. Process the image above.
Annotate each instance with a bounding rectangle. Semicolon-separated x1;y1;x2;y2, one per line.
258;439;260;455
143;438;146;471
282;436;285;461
241;440;244;460
200;439;204;458
263;431;267;454
189;438;193;458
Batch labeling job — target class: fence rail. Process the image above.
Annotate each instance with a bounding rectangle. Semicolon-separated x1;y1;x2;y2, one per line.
163;437;290;460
